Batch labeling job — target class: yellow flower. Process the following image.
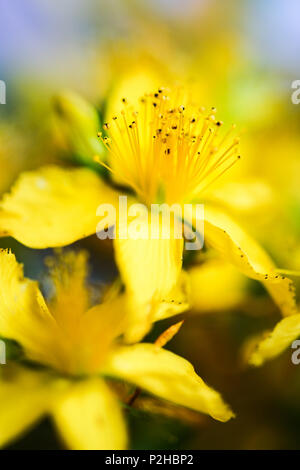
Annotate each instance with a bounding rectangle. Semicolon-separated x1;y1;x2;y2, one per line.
0;249;234;449
0;88;297;341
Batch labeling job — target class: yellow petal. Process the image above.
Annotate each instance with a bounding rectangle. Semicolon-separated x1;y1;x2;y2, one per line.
52;378;127;450
0;165;119;248
114;214;184;341
205;179;274;215
74;294;129;375
248;313;300;366
123;272;190;343
152;270;191;321
0;249;61;368
189;205;297;317
106;66;160;121
114;214;184;306
103;344;234;422
0;364;54;448
189;259;247;312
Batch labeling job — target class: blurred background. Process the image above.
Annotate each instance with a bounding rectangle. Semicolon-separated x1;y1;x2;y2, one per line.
1;0;300;449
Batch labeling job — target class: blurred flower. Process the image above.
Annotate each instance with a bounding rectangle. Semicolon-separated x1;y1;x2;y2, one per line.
0;249;234;449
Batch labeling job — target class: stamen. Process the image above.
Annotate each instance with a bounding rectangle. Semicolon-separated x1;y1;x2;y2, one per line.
96;89;241;204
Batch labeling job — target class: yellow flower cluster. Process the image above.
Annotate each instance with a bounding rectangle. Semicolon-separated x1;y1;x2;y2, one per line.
0;84;298;450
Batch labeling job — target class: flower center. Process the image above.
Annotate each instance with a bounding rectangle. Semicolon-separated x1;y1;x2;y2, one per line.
97;88;240;205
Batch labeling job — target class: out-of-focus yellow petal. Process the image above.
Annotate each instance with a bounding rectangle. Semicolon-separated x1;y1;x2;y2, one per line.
123;272;190;344
0;364;54;448
152;271;190;321
52;378;127;450
114;214;184;341
248;313;300;366
206;180;274;215
106;67;160;121
114;215;184;305
0;165;119;248
103;344;234;422
189;259;247;312
0;250;61;368
74;295;129;375
190;205;297;317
